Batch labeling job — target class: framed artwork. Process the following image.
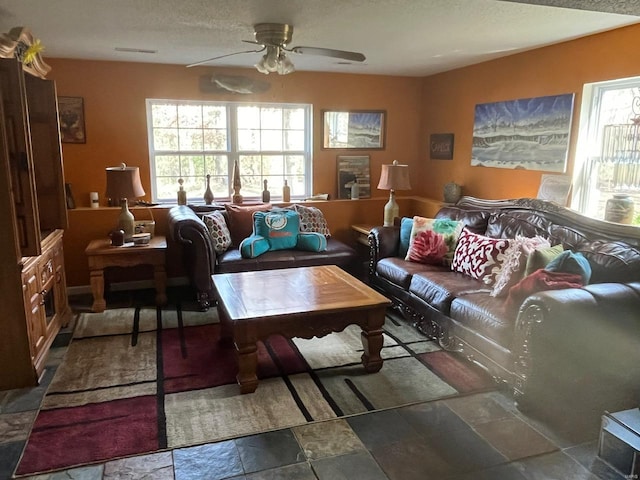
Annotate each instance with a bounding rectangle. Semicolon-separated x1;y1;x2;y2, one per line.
323;110;386;149
471;93;575;172
430;133;454;159
337;155;370;199
537;174;572;205
58;96;86;143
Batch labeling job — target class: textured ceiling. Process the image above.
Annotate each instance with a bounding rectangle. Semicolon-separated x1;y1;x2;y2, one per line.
0;0;638;76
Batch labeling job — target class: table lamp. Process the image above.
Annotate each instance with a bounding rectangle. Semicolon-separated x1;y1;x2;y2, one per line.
377;160;411;226
105;163;145;240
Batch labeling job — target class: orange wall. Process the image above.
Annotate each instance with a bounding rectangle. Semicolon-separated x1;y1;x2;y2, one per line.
47;22;640;287
47;60;423;208
420;22;640;201
46;60;424;286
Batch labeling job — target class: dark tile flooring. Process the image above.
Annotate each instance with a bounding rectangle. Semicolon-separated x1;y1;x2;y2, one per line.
0;286;627;480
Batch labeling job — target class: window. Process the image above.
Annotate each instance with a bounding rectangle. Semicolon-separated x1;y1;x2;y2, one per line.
146;100;312;203
573;77;640;224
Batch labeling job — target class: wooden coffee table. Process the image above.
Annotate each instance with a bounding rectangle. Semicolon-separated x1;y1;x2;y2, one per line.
212;265;391;394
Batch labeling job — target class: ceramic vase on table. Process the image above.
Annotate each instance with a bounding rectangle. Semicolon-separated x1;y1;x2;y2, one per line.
605;194;634;224
204;174;214;205
443;182;462;204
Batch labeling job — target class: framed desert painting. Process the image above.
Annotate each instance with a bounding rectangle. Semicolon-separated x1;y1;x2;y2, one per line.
58;96;86;144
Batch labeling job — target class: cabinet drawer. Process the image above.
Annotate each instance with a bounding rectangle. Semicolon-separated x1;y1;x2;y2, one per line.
38;250;54;287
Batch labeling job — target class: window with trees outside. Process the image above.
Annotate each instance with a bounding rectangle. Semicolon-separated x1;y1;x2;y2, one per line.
573;77;640;226
146;100;312;203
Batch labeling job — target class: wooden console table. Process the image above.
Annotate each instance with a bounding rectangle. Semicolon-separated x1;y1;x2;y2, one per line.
85;235;168;312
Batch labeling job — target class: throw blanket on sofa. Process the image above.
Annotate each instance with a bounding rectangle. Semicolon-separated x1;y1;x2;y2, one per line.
506;269;584;309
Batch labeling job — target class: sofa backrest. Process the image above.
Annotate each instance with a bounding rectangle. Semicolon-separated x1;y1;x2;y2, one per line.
436;197;640;284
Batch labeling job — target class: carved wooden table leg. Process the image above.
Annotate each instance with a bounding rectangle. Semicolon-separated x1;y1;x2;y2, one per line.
361;309;386;373
235;341;259;394
89;269;106;313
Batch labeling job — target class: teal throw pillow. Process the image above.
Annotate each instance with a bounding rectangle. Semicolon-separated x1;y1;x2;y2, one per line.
253;210;299;251
398;217;413;258
239;235;270;259
297;232;327;252
544;250;592;284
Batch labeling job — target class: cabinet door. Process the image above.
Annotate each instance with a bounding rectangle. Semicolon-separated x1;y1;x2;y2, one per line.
22;265;45;360
25;75;68;232
0;58;40;256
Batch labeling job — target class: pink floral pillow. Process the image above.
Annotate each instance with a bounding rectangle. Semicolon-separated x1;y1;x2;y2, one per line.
451;228;511;285
405;217;463;265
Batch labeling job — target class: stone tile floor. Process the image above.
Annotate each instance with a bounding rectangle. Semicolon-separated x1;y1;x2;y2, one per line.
0;287;627;480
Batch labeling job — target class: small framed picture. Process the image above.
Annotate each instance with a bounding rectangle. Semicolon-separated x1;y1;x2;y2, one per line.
58;96;86;144
337;155;371;199
430;133;454;160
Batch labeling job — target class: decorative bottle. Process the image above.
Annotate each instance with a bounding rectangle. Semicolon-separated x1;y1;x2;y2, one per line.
350;181;360;200
232;160;243;204
262;179;270;203
282;179;291;202
204;174;214;205
177;178;187;205
117;198;135;241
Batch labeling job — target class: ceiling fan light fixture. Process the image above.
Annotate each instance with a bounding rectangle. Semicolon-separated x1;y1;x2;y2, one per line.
254;46;295;75
277;52;295;75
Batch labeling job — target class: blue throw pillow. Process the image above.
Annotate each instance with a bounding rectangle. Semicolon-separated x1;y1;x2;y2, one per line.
253;210;299;251
239;235;270;258
545;250;592;284
297;232;327;252
398;217;413;258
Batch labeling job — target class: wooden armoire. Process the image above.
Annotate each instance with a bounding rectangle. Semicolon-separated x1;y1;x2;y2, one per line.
0;27;71;390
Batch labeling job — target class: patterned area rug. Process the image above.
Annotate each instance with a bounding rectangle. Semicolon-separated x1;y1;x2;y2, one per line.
16;306;495;476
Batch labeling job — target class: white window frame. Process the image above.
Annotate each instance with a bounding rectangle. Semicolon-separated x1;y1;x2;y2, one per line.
145;99;313;204
572;76;640;222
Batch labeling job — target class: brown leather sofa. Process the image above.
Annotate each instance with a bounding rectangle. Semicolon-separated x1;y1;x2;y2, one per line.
168;205;357;310
369;196;640;428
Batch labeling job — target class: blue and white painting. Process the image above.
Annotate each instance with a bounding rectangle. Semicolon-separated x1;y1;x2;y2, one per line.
471;93;575;172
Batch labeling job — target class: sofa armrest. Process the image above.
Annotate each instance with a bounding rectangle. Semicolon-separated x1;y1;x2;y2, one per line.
513;282;640;419
367;225;400;278
167;205;217;309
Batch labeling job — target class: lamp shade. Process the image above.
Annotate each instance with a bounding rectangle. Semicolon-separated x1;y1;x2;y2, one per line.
105;163;145;203
377;160;411;191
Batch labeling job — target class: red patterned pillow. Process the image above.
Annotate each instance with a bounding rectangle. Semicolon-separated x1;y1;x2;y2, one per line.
451;228;511;285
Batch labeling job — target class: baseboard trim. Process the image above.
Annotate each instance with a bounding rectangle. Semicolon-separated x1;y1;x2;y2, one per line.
67;276;190;296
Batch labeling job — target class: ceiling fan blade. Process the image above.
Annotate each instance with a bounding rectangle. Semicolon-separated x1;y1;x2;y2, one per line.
187;47;265;68
290;46;365;62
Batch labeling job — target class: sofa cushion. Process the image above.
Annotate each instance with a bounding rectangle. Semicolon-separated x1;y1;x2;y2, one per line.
293;204;331;238
545;250;592;284
451;228;511;285
375;257;440;291
202;211;232;253
491;235;550;297
409;270;487;315
576;240;640;283
406;217;463;266
239;234;270;259
398;217;414;259
225;203;271;246
449;292;517;349
524;243;564;277
297;232;328;252
253;209;299;250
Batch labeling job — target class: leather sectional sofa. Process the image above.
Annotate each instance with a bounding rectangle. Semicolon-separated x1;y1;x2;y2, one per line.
369;196;640;426
168;205;357;310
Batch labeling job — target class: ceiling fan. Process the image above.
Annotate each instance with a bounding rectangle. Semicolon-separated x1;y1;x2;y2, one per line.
187;23;366;75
